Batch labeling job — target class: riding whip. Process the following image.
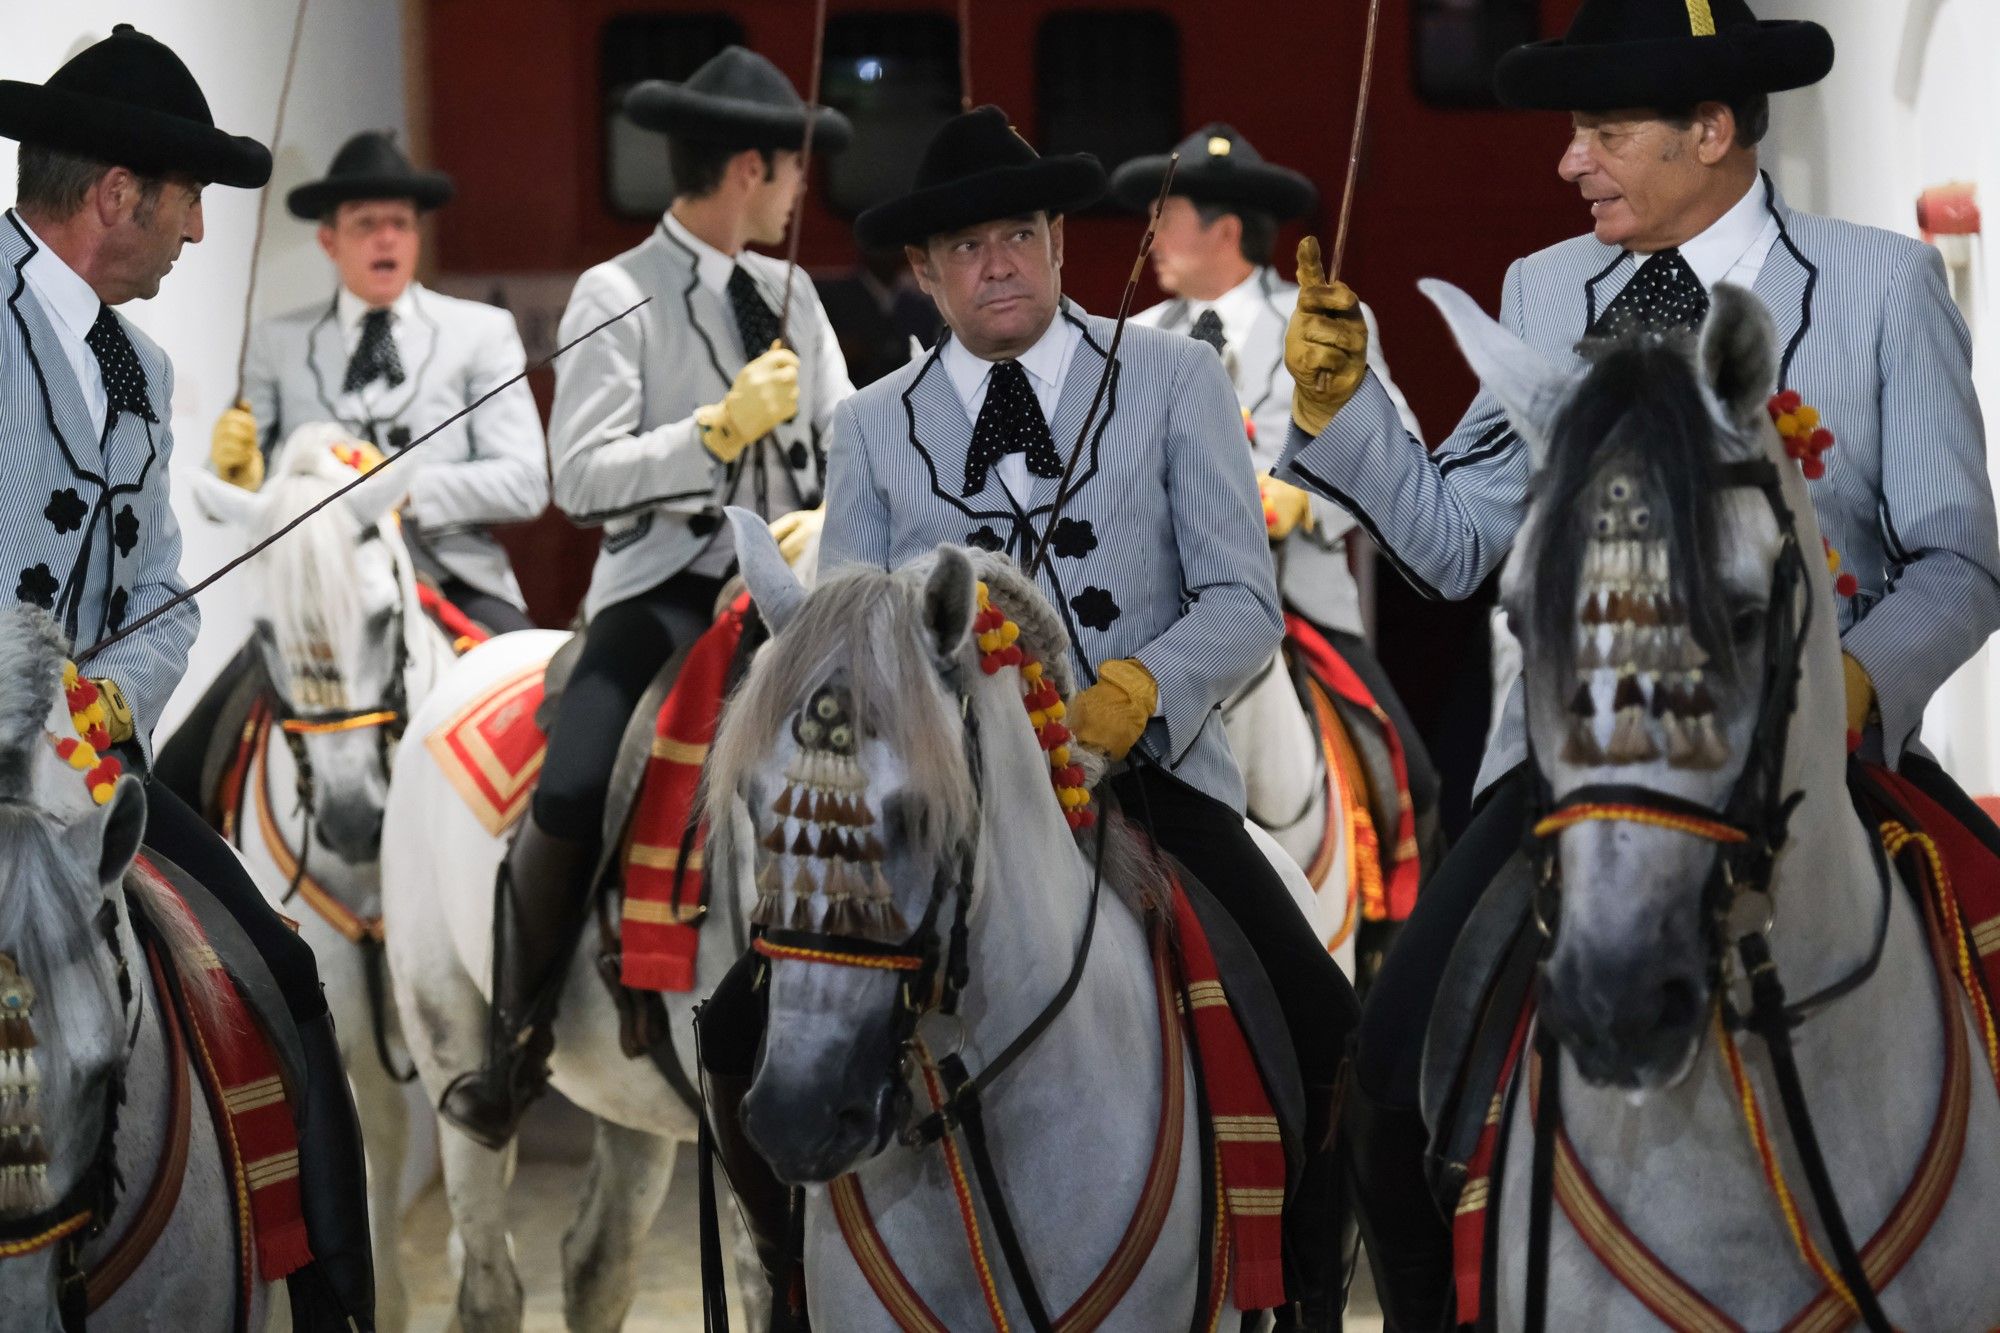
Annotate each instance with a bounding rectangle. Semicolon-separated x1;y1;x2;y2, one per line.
958;0;975;110
777;0;833;344
1330;0;1382;283
232;0;313;403
76;299;652;666
1023;154;1179;581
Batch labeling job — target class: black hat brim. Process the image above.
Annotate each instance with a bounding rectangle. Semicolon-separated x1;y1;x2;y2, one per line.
287;170;456;220
0;81;270;188
855;156;1107;250
1494;21;1834;111
1109;153;1317;220
623;83;853;153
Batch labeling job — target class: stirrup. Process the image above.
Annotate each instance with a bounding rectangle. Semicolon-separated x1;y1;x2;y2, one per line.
438;1012;555;1151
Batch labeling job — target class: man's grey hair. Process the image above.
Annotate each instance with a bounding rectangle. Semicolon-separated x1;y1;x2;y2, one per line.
15;143;167;222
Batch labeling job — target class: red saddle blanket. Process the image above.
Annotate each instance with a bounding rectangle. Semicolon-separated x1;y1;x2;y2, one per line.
426;599;751;994
131;858;312;1289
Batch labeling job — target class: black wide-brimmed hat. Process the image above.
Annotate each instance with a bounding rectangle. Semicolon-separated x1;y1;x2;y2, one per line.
624;46;852;153
0;24;270;188
1494;0;1833;111
287;131;455;220
1110;123;1317;220
854;105;1106;249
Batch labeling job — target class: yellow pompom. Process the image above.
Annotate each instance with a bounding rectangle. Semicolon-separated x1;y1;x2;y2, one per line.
977;631;1004;653
1795;406;1819;430
1029;710;1048;729
1049;745;1070;768
1775;413;1800;438
82;701;106;728
90;782;115;806
1826;547;1842;573
1059;787;1089;809
1044;700;1066;721
61;662;80;690
999;622;1020;646
1021;663;1043;683
67;743;97;771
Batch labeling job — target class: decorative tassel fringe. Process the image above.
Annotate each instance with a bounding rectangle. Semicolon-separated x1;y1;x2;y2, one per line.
1606;707;1658;764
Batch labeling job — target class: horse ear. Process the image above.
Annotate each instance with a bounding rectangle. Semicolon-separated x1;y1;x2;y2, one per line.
727;507;806;633
922;546;977;663
1419;278;1571;470
1700;283;1780;437
339;460;412;529
183;466;263;528
92;776;147;891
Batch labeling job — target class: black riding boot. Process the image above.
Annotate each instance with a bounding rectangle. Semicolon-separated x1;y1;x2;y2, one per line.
1345;1087;1454;1333
438;814;595;1149
288;1011;377;1331
1275;1083;1350;1333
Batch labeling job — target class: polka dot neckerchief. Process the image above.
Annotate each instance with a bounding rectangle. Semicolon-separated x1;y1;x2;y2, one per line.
963;358;1063;498
83;306;157;424
1591;249;1711;341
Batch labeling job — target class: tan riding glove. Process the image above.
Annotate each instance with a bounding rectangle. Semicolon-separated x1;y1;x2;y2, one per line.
1286;237;1371;437
696;345;801;464
92;677;136;746
768;506;823;567
210;400;265;491
1841;651;1876;749
1068;658;1159;762
1261;475;1315;542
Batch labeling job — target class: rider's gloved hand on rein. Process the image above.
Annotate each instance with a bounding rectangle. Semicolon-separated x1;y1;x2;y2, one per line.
696;343;801;464
1261;475;1315;542
1841;651;1875;751
1286;237;1370;437
1068;658;1158;762
768;505;823;567
211;399;265;491
91;676;135;745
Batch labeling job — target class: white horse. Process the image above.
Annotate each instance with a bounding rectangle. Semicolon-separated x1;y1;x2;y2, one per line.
1428;278;2000;1328
183;426;461;1332
0;606;272;1331
1223;647;1357;977
709;514;1247;1330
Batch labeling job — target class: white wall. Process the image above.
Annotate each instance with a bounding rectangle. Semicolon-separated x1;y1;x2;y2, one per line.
1760;0;2000;795
2;2;409;732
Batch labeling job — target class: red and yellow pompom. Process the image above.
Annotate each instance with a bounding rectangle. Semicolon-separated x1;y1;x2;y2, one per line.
331;440;386;474
53;660;123;804
1770;392;1857;600
975;583;1095;830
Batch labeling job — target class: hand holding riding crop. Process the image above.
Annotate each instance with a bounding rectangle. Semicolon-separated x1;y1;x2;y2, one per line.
1286;236;1370;436
768;505;823;567
211;399;265;490
698;343;801;463
1068;658;1158;761
1261;475;1315;541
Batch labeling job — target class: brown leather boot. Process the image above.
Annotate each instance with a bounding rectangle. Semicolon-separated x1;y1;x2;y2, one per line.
439;815;595;1150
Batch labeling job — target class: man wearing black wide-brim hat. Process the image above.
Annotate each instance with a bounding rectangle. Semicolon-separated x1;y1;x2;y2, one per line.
0;25;376;1331
816;105;1356;1330
1273;3;2000;1326
213;130;547;633
439;44;856;1166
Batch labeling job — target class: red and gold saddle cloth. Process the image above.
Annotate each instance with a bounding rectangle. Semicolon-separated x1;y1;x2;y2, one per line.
130;858;312;1300
426;599;752;993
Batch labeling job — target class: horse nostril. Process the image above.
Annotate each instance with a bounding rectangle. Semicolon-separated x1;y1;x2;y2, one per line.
1657;977;1699;1030
835;1103;874;1139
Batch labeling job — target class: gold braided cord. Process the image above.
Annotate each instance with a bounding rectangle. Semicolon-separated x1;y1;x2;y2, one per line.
1686;0;1717;36
1882;823;2000;1090
1533;804;1748;844
915;1041;1014;1332
0;1210;91;1259
278;710;400;736
750;938;923;972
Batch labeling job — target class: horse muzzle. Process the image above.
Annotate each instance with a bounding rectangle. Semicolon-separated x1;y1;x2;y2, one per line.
1537;950;1708;1090
741;1066;902;1184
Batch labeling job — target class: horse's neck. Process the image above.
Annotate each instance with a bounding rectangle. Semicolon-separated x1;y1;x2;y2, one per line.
89;943;174;1261
1227;653;1319;826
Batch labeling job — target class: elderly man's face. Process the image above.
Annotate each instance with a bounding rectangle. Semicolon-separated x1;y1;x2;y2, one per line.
907;213;1064;361
1559;110;1721;251
320;200;421;308
110;174;203;304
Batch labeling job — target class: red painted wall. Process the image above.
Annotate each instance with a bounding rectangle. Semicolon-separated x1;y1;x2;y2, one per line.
423;0;1587;818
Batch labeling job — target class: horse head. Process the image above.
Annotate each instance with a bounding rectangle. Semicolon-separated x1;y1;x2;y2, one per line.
243;423;430;864
708;510;1094;1182
1427;279;1846;1090
0;605;148;1315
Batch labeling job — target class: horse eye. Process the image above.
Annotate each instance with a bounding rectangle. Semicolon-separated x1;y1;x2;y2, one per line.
1730;603;1764;644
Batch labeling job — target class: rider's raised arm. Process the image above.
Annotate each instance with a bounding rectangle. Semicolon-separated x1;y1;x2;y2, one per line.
1134;339;1284;766
1276;260;1532;602
546;263;715;527
1840;242;2000;760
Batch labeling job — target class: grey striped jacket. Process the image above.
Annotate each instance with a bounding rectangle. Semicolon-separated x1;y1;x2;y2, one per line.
243;284;548;605
0;213;197;761
549;223;852;618
821;300;1284;813
1278;174;2000;790
1136;268;1421;633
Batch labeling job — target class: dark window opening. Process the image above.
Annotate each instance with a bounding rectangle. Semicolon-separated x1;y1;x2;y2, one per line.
1035;11;1180;208
600;13;746;219
1411;0;1538;107
819;14;964;220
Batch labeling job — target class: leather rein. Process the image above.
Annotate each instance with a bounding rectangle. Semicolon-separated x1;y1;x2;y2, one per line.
1519;456;1897;1332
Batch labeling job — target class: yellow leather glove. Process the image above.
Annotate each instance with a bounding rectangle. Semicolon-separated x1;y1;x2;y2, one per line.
1261;475;1315;542
769;505;823;567
696;344;800;464
92;677;135;745
1286;237;1370;437
1068;658;1158;762
210;400;264;491
1841;651;1875;748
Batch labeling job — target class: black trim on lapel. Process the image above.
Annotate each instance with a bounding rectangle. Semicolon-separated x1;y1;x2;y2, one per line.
1582;249;1632;331
1042;302;1120;515
659;221;736;391
1759;174;1817;388
6;213;107;488
899;335;1020;523
306;287;446;439
305;293;344;423
1243;266;1288;424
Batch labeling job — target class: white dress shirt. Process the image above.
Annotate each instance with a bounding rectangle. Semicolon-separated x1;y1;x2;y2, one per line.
939;310;1081;505
15;213;109;439
1652;174;1781;291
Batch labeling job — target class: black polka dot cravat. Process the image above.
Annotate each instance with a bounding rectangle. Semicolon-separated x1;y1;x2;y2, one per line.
84;306;156;424
1188;308;1228;356
727;265;783;360
1591;248;1711;340
964;359;1063;497
343;308;406;393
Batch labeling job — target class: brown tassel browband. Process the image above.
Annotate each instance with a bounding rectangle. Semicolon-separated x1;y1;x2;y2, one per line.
0;954;49;1217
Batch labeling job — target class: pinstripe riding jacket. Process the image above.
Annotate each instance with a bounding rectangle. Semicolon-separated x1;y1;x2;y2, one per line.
1278;175;2000;792
822;300;1285;814
0;212;197;762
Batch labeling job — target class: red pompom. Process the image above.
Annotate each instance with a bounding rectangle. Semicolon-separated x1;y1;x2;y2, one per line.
86;725;111;751
1801;458;1825;480
980;654;1004;676
1809;428;1834;453
1846;728;1862;754
1835;573;1859;598
55;738;79;760
1039;723;1071;750
1772;390;1803;415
